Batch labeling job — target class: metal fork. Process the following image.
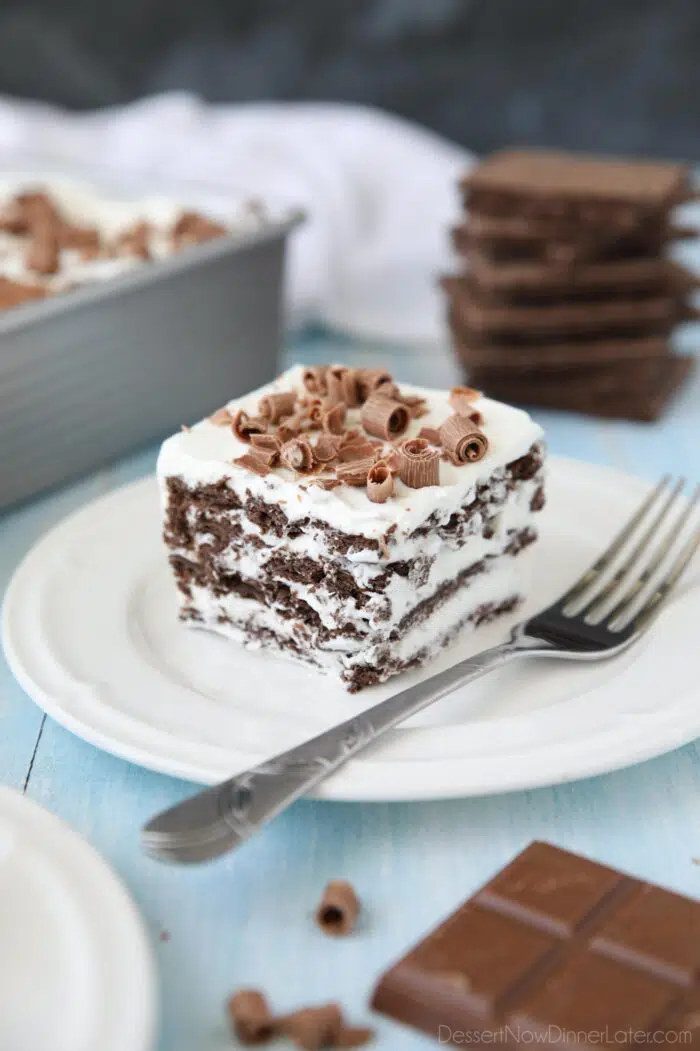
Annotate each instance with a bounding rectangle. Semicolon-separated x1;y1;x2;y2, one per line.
142;476;700;864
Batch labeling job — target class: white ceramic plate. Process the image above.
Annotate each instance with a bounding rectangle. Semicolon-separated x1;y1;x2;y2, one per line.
0;787;156;1051
3;457;700;801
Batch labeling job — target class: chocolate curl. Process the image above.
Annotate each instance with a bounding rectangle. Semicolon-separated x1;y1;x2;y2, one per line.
438;414;489;464
302;365;328;395
209;407;233;426
232;409;268;442
338;440;376;462
398;393;428;419
311;477;341;490
398;438;440;488
417;426;441;445
335;457;374;487
0;276;46;308
234;453;272;477
361;395;409;441
356;368;395;402
251;433;282;452
449;385;481;415
322;402;347;435
366;461;394;504
248;445;279;467
172;210;226;245
382;448;402;474
17;191;59;229
258;390;297;423
336;1027;375;1048
278;1004;343;1051
115;221;152;260
281;437;316;474
326;365;359;407
59;224;100;253
313;433;340;463
277;422;298;443
26;223;59;275
0;198;29;234
226;989;275;1045
316;880;361;935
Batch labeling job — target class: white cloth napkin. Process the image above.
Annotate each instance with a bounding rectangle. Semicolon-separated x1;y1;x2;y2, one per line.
0;92;472;343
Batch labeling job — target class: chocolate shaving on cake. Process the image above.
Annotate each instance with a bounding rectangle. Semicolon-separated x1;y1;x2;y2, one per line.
17;191;59;228
0;198;29;234
232;409;268;442
249;445;280;467
115;221;152;260
302;366;329;395
438;414;489;464
281;437;316;474
335;457;375;487
226;989;275;1045
338;440;376;462
258;390;297;423
26;223;60;275
277;422;298;442
0;276;46;308
209;407;234;426
366;461;394;503
59;224;100;253
310;477;342;490
449;385;481;415
361;394;409;440
417;426;441;445
234;453;272;476
357;368;395;402
383;448;402;474
398;393;428;419
251;433;282;452
172;210;226;245
398;438;440;488
335;1026;375;1048
322;402;347;435
278;1004;344;1051
313;433;340;463
468;409;484;426
326;365;359;407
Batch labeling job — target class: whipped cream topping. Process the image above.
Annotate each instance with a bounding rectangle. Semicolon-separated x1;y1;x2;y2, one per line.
157;364;544;540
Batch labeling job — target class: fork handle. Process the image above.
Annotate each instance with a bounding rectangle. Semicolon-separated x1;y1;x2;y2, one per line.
143;640;520;862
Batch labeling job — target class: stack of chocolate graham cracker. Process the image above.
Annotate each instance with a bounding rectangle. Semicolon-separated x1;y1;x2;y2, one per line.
443;149;698;421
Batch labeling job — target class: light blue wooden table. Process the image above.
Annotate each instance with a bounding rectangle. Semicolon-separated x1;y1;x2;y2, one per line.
1;329;699;1051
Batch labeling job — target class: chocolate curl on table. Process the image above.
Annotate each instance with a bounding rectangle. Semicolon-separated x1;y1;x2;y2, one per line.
258;390;297;424
361;394;409;440
438;414;489;464
322;401;347;435
278;1004;343;1051
26;223;60;275
335;457;375;487
398;438;440;488
232;409;268;442
172;210;226;245
366;460;394;504
280;437;316;474
226;989;276;1045
356;368;396;402
449;386;481;415
316;880;361;935
302;365;329;395
234;453;272;476
312;433;340;464
326;365;359;407
115;221;152;260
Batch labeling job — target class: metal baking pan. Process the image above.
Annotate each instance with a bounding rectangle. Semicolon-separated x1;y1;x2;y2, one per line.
0;162;303;510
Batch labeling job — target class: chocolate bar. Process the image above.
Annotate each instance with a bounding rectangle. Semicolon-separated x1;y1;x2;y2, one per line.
372;841;700;1045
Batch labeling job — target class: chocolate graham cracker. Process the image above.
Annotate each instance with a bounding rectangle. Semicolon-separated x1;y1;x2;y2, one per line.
453;334;671;372
467;355;694;422
372;841;700;1046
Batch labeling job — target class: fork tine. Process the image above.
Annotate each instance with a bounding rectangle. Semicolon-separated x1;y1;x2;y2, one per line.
623;520;700;634
560;474;671;606
579;477;686;620
603;484;700;629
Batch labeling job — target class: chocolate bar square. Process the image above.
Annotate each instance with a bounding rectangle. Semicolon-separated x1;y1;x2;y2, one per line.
372;842;700;1046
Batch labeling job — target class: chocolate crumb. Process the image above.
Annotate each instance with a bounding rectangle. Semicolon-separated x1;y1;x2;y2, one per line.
336;1026;375;1048
278;1004;343;1050
315;880;361;935
234;453;272;476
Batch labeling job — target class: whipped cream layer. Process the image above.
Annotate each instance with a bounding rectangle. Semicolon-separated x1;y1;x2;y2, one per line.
157;364;544;542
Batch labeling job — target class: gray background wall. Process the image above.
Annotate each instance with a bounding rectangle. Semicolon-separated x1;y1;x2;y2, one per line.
1;0;698;159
